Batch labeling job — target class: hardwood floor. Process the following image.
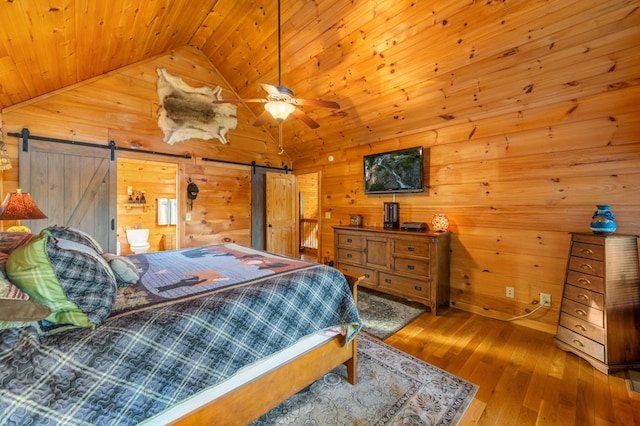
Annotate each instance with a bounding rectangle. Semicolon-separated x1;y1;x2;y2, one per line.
383;308;640;425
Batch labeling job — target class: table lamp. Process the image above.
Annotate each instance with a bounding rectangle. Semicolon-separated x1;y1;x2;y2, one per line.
0;189;47;233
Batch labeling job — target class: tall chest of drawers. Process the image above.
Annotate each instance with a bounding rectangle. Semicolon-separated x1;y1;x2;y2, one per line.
333;226;450;315
554;232;640;374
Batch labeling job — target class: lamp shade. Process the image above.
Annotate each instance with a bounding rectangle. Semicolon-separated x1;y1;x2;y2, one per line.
264;101;295;121
0;189;47;220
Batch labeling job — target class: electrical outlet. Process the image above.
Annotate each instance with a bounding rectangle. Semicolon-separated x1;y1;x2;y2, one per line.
506;286;515;298
540;293;552;307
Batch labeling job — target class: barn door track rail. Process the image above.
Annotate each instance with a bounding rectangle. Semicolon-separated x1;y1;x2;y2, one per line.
8;128;192;160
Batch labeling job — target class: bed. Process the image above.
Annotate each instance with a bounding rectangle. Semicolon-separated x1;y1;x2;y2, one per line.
0;227;361;425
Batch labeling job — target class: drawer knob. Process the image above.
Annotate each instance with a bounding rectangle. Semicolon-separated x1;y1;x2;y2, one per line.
577;278;591;286
407;265;415;270
572;339;585;347
364;273;370;278
575;308;587;317
575;324;587;332
347;253;352;258
577;294;590;302
579;263;593;271
580;248;593;255
385;278;392;284
414;285;422;291
347;238;352;243
407;246;415;252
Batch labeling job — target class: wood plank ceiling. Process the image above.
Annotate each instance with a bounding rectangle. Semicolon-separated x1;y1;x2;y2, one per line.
0;0;635;161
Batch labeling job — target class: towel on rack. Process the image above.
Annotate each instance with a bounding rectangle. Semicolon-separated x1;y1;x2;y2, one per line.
169;199;177;225
157;198;170;225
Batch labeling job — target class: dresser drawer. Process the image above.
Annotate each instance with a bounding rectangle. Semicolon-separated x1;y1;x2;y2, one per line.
561;298;604;327
558;312;605;343
565;270;605;293
337;233;365;249
336;248;363;265
336;264;377;285
563;284;604;310
379;272;430;299
392;238;430;258
568;256;604;278
392;257;430;277
571;242;604;261
556;326;605;362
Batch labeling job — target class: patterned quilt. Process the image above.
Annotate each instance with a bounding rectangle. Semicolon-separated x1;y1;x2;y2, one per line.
0;244;361;425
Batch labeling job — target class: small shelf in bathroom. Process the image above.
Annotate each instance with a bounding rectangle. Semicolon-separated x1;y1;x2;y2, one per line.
123;204;154;212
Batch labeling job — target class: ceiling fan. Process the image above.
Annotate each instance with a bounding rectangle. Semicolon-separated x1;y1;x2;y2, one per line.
215;0;340;130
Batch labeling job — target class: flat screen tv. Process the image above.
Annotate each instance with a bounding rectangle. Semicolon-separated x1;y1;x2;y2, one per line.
363;146;424;194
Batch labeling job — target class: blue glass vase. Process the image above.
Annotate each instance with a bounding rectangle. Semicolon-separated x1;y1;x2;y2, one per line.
590;205;616;234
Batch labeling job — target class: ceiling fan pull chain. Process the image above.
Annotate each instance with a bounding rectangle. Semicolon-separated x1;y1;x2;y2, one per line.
278;122;284;155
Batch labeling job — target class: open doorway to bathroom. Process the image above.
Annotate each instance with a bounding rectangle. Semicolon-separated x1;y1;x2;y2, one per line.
117;158;178;255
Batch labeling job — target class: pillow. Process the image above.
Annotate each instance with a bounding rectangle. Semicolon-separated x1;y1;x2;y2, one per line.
0;299;51;322
101;253;140;286
0;256;51;324
45;225;104;254
6;230;117;328
0;232;34;254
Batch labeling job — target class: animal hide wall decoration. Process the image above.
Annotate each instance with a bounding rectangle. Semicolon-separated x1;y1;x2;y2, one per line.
156;68;237;145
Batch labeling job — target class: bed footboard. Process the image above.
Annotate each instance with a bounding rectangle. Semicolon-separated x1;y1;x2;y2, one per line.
171;334;357;425
171;272;362;425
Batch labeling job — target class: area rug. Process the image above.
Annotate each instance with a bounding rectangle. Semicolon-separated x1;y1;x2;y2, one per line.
253;334;478;425
626;369;640;394
358;287;427;339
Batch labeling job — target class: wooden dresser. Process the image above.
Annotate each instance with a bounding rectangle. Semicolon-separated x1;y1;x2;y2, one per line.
333;225;450;315
554;232;640;374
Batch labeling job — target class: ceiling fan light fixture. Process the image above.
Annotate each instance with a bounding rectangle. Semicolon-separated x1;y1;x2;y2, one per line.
265;101;295;121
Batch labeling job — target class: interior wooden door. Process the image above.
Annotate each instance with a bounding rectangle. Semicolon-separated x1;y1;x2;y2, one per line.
19;140;117;252
265;172;297;257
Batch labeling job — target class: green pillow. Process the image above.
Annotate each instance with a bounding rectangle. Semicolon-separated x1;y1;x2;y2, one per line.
6;233;93;328
0;259;51;326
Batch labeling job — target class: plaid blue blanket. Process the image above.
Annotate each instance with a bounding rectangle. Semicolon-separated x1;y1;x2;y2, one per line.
0;245;361;425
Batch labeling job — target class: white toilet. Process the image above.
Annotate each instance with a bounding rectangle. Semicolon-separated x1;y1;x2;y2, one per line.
126;229;150;254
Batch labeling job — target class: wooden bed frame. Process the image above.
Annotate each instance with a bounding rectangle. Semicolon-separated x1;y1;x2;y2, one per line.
171;274;361;425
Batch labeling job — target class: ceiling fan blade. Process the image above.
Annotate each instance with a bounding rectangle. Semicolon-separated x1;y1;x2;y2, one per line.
292;108;320;129
293;98;340;109
259;83;282;96
253;109;272;127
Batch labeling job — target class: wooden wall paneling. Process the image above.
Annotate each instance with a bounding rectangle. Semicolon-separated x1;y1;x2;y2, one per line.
1;46;290;172
182;161;252;248
313;132;639;332
2;111;111;144
283;1;639;160
2;46;287;167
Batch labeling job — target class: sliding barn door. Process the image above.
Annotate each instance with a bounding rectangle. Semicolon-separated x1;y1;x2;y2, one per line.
265;172;297;257
19;140;117;252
